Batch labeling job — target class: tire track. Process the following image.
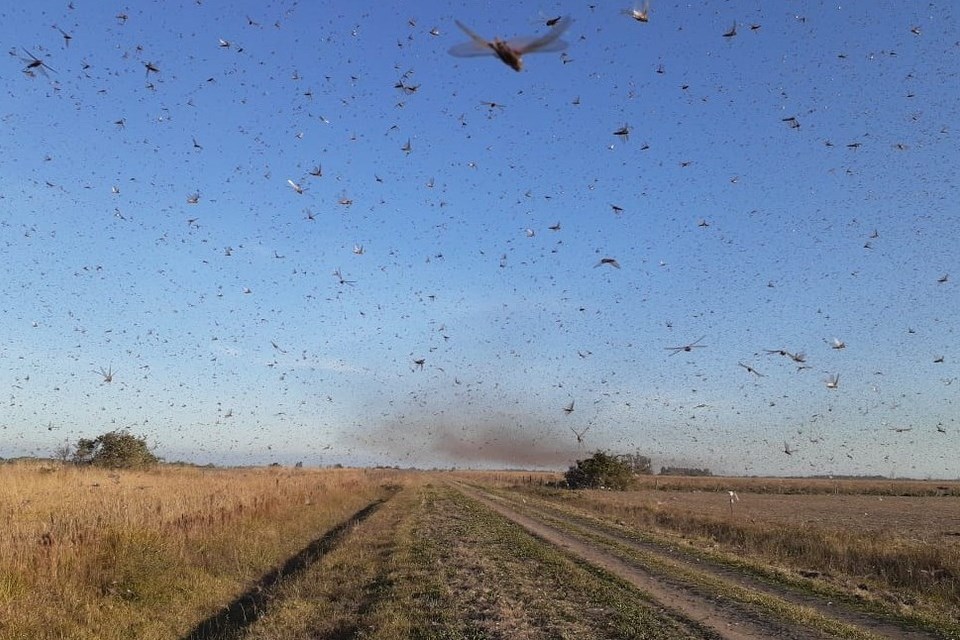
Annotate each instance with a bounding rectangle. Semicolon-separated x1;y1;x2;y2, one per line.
182;491;396;640
456;483;939;640
455;484;804;640
492;490;944;640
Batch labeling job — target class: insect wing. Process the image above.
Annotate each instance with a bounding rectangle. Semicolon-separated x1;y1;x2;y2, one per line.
449;20;493;57
508;35;568;55
448;40;495;58
454;20;489;45
512;17;572;54
20;48;55;74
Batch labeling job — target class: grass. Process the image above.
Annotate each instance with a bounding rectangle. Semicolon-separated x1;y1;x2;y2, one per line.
236;478;457;639
498;480;960;633
482;489;894;640
387;487;717;639
238;484;717;639
0;461;407;640
3;463;956;638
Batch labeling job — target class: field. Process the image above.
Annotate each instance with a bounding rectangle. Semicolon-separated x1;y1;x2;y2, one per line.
0;463;958;639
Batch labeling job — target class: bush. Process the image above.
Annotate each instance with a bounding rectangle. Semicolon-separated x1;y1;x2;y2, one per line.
565;451;636;490
72;431;159;469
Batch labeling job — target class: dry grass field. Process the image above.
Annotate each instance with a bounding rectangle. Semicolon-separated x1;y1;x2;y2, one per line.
0;462;407;639
1;463;957;639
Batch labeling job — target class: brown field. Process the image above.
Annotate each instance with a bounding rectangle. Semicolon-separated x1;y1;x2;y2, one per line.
630;474;960;497
595;487;960;541
1;463;958;639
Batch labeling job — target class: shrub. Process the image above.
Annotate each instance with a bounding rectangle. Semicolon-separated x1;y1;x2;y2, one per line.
72;431;159;469
565;451;635;490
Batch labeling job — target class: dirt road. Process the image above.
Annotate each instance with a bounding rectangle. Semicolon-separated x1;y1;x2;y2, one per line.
190;480;952;639
453;482;945;640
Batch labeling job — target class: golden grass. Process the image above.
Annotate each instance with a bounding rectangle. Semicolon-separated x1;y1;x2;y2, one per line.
238;478;442;639
445;469;562;488
0;461;407;640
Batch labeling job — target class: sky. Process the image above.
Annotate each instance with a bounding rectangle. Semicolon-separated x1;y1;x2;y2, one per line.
0;1;957;477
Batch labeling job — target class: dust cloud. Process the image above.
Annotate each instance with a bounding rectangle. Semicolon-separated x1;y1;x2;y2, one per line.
357;409;584;469
431;422;580;468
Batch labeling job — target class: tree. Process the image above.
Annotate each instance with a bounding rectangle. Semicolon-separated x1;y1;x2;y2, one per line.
660;466;713;476
617;451;653;475
565;451;636;490
52;441;73;463
71;430;159;469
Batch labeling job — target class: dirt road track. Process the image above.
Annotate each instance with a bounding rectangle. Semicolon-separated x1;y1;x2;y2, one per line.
183;493;395;640
455;483;944;640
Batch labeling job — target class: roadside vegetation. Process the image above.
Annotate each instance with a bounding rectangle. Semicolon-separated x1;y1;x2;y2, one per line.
0;461;405;640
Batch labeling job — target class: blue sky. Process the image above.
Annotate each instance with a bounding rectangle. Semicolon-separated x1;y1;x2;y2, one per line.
1;1;957;476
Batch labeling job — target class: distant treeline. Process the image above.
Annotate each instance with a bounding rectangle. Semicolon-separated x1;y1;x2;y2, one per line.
660;466;713;476
806;474;889;480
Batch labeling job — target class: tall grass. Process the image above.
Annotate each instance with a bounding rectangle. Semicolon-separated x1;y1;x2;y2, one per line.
635;501;956;599
0;462;405;640
448;469;562;488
